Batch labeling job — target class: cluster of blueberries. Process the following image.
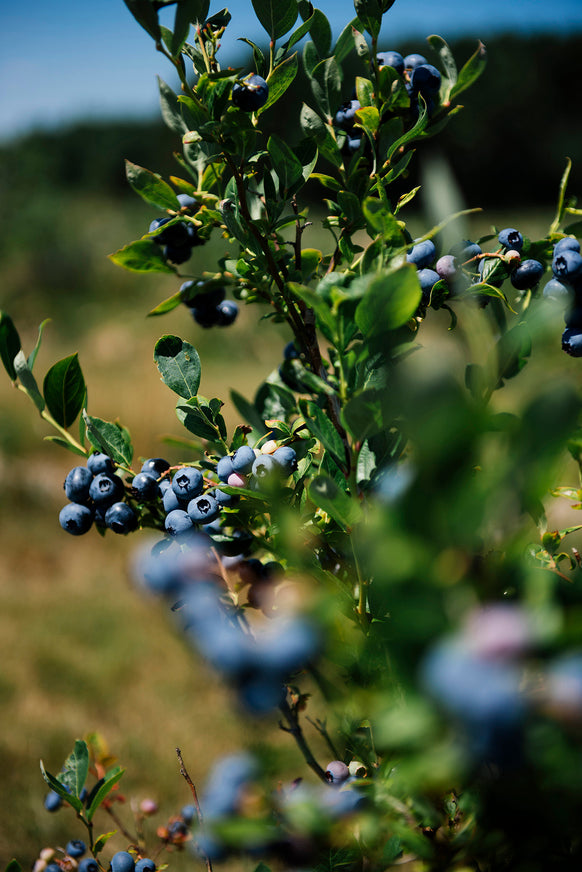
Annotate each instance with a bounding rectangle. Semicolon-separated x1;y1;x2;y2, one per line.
35;839;155;872
59;441;297;539
405;226;547;303
179;279;238;328
136;532;318;715
149;193;203;265
541;237;582;356
334;50;443;153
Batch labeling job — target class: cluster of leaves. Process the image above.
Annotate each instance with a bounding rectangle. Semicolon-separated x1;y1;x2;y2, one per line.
5;1;582;871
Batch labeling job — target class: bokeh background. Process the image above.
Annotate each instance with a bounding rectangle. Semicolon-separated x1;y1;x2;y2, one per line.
1;0;582;865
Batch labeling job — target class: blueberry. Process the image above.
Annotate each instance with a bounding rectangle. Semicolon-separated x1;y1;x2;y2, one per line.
406;239;436;268
565;307;582;328
450;239;482;264
181;280;226;310
89;472;124;506
410;63;441;96
172;467;204;500
135;861;156;872
232;445;255;474
87;451;115;476
216;299;239;326
498;227;523;251
64;466;93;503
44;789;63;812
66;839;86;858
214;488;238;507
164;242;192;264
435;254;458;281
334;99;360;132
150;217;190;248
79;859;99;872
238;674;287;714
177;193;198;211
111;852;136;872
257;618;319;674
417;268;441;299
552;249;582;281
543;277;572;303
46;865;62;872
130;472;160;501
165;509;194;536
403;53;428;70
105;501;138;534
510;258;544;290
217;455;235;482
232;74;269;111
188;494;220;524
191;306;220;328
59;502;93;536
346;136;362;154
554;236;580;255
141;457;170;477
251;454;277;480
377;50;404;74
163;487;183;513
186;223;204;247
562;327;582;357
272;446;297;474
283;341;299;360
325;760;350;786
181;803;196;823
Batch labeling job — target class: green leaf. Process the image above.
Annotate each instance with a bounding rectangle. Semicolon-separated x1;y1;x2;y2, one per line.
176;398;220;441
43;353;86;428
310;56;342;119
333;18;365;64
86;765;125;822
154;335;201;399
300;104;342;167
44;435;87;457
307;9;332;56
59;739;89;798
148;289;184;316
495;324;532;385
426;34;457;101
93;832;117;856
268;134;303;194
258;53;299;116
158;77;189;134
125;160;180;210
230;389;268;433
83;413;133;467
251;0;298;39
355;266;422;336
362;199;405;247
300;400;347;470
109;239;177;274
14;350;44;411
354;0;388;37
122;0;161;40
550;158;572;235
40;762;83;813
0;311;22;381
171;0;202;57
27;318;51;371
342;389;384;440
308;474;362;530
449;41;487;101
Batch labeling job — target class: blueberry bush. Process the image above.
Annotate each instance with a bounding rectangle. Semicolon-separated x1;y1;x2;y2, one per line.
4;1;582;870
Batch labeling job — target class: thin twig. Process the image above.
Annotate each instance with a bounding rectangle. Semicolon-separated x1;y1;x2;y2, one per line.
278;699;327;782
176;747;213;872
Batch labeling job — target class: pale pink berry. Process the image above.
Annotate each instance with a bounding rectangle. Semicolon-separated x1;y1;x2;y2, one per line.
227;472;247;488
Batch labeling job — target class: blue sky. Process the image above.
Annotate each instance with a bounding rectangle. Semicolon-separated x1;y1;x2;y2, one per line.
2;0;582;140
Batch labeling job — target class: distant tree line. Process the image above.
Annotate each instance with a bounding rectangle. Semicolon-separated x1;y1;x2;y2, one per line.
1;34;580;210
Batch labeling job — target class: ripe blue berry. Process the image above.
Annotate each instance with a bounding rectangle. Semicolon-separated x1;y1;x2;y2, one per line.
417;268;441;299
163;487;182;513
406;239;436;268
165;509;194;536
283;341;299;360
164;242;192;264
325;760;350;786
105;501;138;534
87;451;115;476
150;217;189;248
172;467;203;500
334;99;360;132
498;228;523;251
543;277;572;302
214;487;238;507
188;493;220;524
552;249;582;281
410;63;441;96
177;193;197;211
232;74;269;111
66;839;86;858
89;473;124;506
135;861;156;872
59;503;93;535
216;299;239;326
130;472;160;501
64;466;93;503
44;789;63;812
79;860;99;872
141;457;170;477
510;258;544;290
272;445;297;474
377;50;404;75
252;454;277;480
554;236;580;255
111;852;136;872
450;239;482;264
403;53;428;70
217;455;235;482
232;445;255;474
562;327;582;357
